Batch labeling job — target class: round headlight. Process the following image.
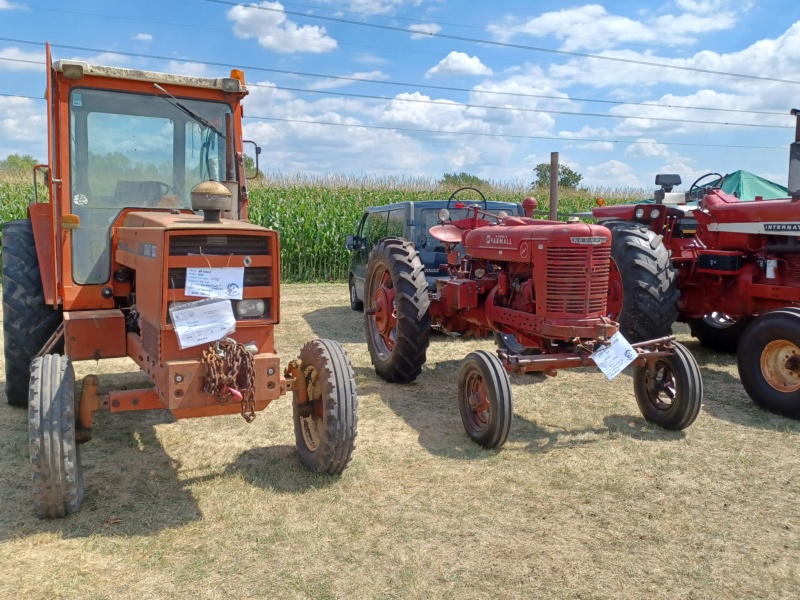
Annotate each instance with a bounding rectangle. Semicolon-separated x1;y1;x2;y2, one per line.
237;299;265;318
438;208;450;222
497;211;508;219
634;207;645;219
650;208;661;219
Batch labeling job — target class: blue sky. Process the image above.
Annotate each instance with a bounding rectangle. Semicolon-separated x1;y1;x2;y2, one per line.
2;0;800;190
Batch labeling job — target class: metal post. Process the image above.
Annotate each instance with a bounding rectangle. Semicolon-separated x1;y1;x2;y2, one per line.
549;151;559;221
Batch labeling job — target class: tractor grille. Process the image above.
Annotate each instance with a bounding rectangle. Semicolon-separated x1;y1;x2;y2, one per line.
169;234;271;256
167;267;272;289
545;246;610;315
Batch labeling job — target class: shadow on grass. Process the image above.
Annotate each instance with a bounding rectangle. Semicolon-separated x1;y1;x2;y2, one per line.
0;399;203;540
355;356;686;462
302;305;365;344
680;339;800;432
221;445;339;493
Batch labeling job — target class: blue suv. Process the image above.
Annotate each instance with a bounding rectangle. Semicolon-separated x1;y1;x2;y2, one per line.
345;198;524;311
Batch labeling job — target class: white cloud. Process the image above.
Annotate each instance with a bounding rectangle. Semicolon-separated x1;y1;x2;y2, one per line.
228;1;337;54
309;71;389;91
0;1;23;9
353;53;391;66
625;139;672;158
0;96;47;160
319;0;429;16
585;159;643;187
164;61;210;77
0;47;43;72
134;33;153;42
488;3;739;51
409;23;441;40
576;141;614;151
426;52;492;78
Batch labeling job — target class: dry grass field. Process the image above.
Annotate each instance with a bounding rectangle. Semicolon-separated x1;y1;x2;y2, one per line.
1;283;799;599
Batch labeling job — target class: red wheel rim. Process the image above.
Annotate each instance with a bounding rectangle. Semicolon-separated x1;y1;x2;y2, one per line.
373;271;397;350
465;370;490;431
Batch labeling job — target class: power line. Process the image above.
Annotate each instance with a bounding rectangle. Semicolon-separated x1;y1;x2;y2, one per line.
255;83;791;129
0;43;788;119
244;115;786;150
203;0;800;86
0;80;787;149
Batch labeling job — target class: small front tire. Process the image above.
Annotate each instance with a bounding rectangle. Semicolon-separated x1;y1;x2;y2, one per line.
293;339;358;474
458;350;513;448
29;354;84;518
633;342;702;430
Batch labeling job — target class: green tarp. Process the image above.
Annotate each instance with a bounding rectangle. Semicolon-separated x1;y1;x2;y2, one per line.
704;170;788;201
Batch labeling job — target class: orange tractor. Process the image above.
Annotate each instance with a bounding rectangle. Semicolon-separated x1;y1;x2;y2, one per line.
2;46;358;518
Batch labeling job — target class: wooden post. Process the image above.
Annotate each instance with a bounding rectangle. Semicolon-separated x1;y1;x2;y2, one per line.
549;152;559;221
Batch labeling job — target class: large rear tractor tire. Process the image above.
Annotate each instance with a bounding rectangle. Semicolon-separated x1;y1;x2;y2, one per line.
605;221;679;343
458;350;513;448
29;354;84;518
633;342;702;430
3;219;63;407
293;339;358;474
364;238;431;383
737;310;800;418
688;312;753;353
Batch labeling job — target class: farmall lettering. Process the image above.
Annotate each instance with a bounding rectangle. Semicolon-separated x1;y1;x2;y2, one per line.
486;233;513;246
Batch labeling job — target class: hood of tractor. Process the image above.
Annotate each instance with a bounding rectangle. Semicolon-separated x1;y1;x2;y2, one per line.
460;220;611;263
119;211;272;232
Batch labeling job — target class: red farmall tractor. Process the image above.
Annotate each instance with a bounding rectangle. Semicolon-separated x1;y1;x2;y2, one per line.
362;194;703;448
594;108;800;418
2;46;357;518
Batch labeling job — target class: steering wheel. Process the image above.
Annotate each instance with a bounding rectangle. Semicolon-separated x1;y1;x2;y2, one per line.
689;172;724;192
446;186;488;212
157;181;176;196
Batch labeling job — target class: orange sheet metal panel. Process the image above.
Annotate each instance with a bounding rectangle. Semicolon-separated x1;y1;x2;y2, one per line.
28;203;57;306
165;353;284;416
64;309;127;360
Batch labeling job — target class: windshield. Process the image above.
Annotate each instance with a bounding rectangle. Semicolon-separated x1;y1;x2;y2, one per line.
69;87;233;284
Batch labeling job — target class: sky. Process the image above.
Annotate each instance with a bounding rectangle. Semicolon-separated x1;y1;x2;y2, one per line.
2;0;800;190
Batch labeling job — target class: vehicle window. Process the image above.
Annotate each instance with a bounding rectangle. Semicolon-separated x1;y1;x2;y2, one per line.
387;208;405;238
69;87;232;284
363;211;389;246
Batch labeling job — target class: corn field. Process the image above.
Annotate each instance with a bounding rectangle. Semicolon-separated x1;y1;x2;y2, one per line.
0;174;645;282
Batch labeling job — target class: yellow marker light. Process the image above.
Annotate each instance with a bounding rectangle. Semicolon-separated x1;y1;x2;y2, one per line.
62;214;81;229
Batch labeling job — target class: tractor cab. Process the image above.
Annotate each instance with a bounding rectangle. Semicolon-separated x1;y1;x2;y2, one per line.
44;56;251;299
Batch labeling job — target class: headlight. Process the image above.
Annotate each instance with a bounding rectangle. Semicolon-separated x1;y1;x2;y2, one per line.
237;299;265;318
634;207;645;219
438;208;450;222
650;208;661;219
497;211;508;219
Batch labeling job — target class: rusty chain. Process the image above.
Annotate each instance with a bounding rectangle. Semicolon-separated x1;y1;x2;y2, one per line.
201;338;257;422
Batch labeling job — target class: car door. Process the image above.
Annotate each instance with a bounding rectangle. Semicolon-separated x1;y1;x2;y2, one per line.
352;210;389;299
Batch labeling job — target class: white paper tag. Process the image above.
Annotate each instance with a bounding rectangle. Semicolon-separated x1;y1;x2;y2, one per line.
185;267;244;300
169;298;236;350
590;332;637;380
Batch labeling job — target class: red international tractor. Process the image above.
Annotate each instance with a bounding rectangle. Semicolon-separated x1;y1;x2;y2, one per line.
593;108;800;417
361;194;703;447
2;46;357;518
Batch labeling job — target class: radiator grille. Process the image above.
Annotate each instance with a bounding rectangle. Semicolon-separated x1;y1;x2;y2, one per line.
169;234;270;256
545;246;610;315
167;267;272;289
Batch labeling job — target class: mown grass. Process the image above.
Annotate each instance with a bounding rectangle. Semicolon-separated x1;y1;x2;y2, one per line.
0;174;647;281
